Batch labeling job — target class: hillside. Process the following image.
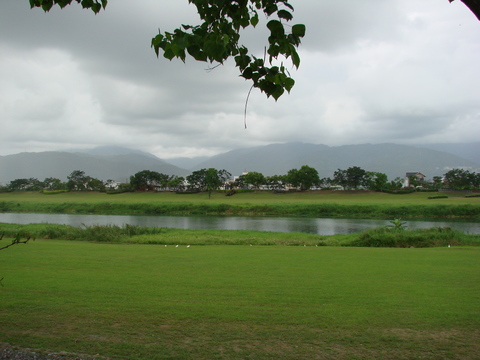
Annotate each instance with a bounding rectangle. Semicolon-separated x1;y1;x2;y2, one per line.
191;143;480;179
1;143;479;185
0;148;188;184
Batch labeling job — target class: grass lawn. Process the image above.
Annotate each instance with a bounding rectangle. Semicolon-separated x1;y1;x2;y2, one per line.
1;190;479;205
1;240;479;359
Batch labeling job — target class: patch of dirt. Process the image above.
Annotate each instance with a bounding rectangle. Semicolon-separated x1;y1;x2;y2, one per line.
0;343;108;360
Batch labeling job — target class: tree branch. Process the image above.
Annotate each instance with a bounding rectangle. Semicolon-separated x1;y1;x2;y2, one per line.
450;0;480;20
0;234;34;251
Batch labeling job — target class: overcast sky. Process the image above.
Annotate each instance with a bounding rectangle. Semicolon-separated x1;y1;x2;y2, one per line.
0;0;479;159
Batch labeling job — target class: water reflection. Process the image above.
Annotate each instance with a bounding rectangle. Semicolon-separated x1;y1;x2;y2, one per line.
1;213;479;235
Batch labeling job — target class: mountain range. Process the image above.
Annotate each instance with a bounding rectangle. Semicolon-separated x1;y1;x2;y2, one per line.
0;143;479;185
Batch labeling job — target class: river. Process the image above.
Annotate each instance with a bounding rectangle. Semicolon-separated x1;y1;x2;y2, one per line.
1;213;479;235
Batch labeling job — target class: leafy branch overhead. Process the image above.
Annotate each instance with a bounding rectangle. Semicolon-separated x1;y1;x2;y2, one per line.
151;0;305;100
28;0;305;100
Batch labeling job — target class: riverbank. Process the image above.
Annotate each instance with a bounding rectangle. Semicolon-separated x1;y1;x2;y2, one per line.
2;223;479;247
1;191;479;219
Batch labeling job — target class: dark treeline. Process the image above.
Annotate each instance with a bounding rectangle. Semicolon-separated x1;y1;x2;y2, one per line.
1;166;479;193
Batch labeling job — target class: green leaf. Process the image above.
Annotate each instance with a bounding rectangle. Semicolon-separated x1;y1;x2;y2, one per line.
284;77;295;92
292;24;306;38
277;10;293;21
291;48;300;68
267;20;285;37
251;13;259;27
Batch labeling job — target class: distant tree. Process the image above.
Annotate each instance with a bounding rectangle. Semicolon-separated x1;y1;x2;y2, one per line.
186;168;231;197
87;178;105;192
366;172;388;191
431;176;444;190
168;176;185;192
286;165;320;191
186;169;207;192
318;177;333;189
347;166;368;189
43;177;66;191
6;178;38;191
130;170;172;191
332;169;348;189
204;168;223;199
388;177;405;189
67;170;103;191
265;174;286;190
333;166;368;190
443;169;478;189
67;170;88;191
233;174;247;189
243;172;266;190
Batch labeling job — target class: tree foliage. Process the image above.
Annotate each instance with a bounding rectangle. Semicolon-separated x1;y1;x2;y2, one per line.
28;0;305;101
243;171;266;190
287;165;319;191
130;170;174;191
443;168;480;189
333;167;369;190
186;168;231;197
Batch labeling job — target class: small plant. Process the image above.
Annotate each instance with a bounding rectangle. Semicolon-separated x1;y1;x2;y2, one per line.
387;218;407;231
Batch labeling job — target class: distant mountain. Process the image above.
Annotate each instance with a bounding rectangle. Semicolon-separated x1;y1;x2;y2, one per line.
0;149;189;184
415;142;480;164
165;156;210;170
67;145;160;160
192;142;480;179
2;143;479;185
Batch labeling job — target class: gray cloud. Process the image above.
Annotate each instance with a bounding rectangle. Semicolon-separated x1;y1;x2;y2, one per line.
0;0;479;159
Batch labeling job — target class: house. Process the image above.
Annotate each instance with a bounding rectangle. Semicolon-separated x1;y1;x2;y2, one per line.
405;172;426;187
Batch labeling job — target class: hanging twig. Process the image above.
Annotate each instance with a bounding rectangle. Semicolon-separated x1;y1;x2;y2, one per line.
244;85;254;129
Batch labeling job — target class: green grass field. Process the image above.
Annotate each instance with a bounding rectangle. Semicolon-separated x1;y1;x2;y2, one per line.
2;189;479;205
1;190;480;218
1;240;479;359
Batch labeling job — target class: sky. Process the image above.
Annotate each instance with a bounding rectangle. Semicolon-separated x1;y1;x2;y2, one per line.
0;0;479;159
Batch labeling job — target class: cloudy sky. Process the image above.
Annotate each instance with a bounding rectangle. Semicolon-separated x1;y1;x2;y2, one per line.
0;0;479;159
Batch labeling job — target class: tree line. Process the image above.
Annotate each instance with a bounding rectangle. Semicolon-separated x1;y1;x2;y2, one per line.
2;166;479;194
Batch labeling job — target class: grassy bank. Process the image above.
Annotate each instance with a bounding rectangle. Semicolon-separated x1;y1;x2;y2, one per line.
1;223;479;247
1;191;480;219
1;239;479;359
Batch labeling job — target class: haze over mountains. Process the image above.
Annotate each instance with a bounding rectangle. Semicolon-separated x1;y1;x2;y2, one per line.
1;143;479;185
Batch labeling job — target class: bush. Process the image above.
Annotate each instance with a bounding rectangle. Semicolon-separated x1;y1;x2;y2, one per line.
428;195;448;199
347;226;476;248
41;190;69;195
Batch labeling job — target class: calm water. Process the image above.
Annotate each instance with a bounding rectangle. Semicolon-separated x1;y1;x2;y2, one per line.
1;213;479;235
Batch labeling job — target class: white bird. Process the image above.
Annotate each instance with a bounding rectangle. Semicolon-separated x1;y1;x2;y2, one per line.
165;245;167;247
187;245;190;248
448;244;451;248
176;245;179;248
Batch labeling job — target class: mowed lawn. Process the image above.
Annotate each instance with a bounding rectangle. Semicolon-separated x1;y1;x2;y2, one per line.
1;240;479;359
1;190;479;206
